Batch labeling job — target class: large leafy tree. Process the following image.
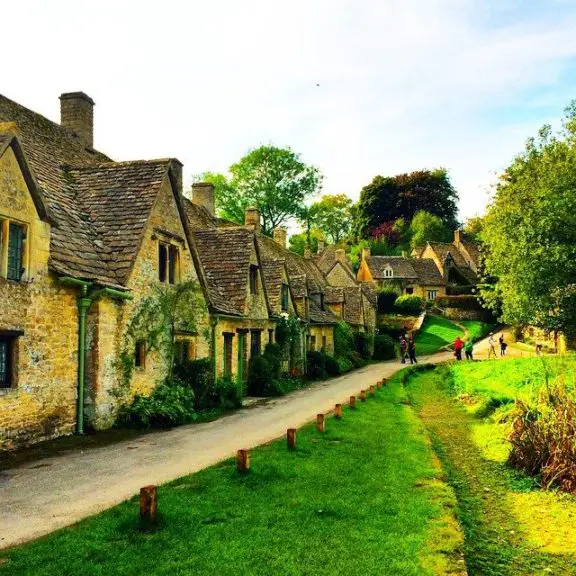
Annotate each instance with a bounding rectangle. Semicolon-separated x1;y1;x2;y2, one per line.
356;168;459;236
308;194;353;244
408;210;451;251
195;146;322;235
481;104;576;335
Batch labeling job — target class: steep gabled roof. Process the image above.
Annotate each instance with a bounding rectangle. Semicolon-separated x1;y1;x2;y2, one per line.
410;258;445;285
192;227;259;316
342;286;364;326
426;242;478;283
260;258;293;316
367;256;418;279
309;298;339;325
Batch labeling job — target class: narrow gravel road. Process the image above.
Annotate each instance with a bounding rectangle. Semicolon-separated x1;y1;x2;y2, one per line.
0;336;514;550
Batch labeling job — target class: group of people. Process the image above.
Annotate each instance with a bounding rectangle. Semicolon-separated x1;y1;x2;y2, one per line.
399;332;508;364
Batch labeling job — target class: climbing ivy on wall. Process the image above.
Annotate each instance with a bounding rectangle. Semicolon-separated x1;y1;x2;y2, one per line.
116;280;205;395
275;313;303;372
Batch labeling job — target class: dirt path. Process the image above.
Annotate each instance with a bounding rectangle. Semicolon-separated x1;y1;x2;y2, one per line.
408;368;576;575
3;353;465;551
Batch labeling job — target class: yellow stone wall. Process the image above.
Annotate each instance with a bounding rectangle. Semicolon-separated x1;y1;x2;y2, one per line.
309;325;334;354
326;263;356;287
0;147;78;451
412;284;446;301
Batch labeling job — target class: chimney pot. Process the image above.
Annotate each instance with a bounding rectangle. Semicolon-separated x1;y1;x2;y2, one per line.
273;227;287;248
169;159;183;195
454;229;462;246
60;92;94;148
191;182;215;216
244;207;261;233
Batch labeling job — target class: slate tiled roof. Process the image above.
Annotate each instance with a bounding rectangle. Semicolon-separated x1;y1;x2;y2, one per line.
426;242;478;283
183;197;218;230
260;258;287;315
342;287;363;326
410;258;445;285
325;286;344;304
361;284;378;307
367;256;418;279
192;227;256;316
309;298;338;324
0;93;179;288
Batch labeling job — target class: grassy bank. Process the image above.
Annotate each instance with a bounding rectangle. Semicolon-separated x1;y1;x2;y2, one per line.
0;375;463;576
407;361;576;575
415;315;463;355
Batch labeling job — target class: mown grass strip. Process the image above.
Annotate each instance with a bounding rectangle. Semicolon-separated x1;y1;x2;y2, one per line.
0;375;462;576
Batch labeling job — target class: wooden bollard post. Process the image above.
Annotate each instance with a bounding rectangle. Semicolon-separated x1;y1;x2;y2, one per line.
236;449;250;472
382;378;388;386
316;413;325;432
335;403;343;419
287;428;297;450
377;380;383;389
140;485;158;524
369;385;376;396
360;390;367;402
350;395;356;409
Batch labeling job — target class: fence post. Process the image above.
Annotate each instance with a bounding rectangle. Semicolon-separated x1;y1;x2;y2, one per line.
349;395;356;409
316;413;325;432
369;385;375;396
360;390;367;402
287;428;297;450
236;449;250;472
335;403;343;419
140;485;158;524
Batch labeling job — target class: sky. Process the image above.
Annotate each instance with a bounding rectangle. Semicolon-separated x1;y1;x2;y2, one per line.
3;0;576;221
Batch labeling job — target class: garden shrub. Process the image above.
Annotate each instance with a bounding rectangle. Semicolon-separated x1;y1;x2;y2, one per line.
117;380;196;429
354;332;373;360
334;322;355;359
373;334;397;361
323;354;341;377
350;351;366;368
307;351;327;380
336;356;353;374
508;385;576;493
247;356;274;396
211;378;243;410
377;289;399;313
394;294;424;315
263;342;282;380
173;358;214;410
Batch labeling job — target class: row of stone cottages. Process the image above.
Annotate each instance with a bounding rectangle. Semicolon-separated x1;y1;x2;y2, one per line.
0;91;376;451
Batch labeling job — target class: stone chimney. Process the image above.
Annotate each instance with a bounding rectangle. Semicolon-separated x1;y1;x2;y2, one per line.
317;239;325;253
244;207;261;233
361;247;371;261
304;247;312;259
335;249;347;265
191;182;215;216
169;159;183;195
273;228;287;248
60;92;94;148
454;229;462;246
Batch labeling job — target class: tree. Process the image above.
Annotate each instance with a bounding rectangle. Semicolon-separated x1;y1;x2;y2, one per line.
408;210;451;251
463;215;485;241
309;194;353;244
196;146;322;235
288;229;324;255
480;103;576;336
356;169;459;236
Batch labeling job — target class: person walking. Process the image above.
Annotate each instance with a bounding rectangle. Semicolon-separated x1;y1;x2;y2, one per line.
464;339;474;361
453;336;464;361
399;336;408;364
488;334;497;359
408;337;418;364
499;334;507;357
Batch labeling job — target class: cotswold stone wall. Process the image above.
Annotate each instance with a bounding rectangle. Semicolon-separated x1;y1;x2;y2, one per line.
309;325;335;355
443;308;490;321
0;148;78;451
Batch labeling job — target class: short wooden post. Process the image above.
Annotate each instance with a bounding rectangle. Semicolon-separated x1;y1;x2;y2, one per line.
377;380;383;389
360;390;367;402
349;395;356;409
369;385;376;396
382;378;388;386
140;485;158;524
316;413;325;432
335;403;343;419
236;449;250;472
287;428;297;450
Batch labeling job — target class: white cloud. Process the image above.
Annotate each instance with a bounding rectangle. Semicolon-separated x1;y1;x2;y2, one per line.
3;0;576;220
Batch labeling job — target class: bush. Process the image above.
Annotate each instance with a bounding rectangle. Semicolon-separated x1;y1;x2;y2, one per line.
117;380;196;429
446;285;475;296
508;385;576;493
373;334;397;361
436;295;482;310
394;294;424;315
350;351;366;368
173;358;214;410
324;354;341;377
354;332;373;360
307;351;327;380
247;356;275;396
334;322;355;359
378;289;399;313
263;342;282;380
211;378;243;410
336;356;353;374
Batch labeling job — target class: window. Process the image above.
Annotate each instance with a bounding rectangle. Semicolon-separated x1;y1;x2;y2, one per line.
0;220;27;282
223;333;234;379
135;341;147;368
158;243;179;284
310;335;316;351
281;284;289;312
322;335;327;351
384;266;393;278
174;338;196;366
427;290;438;301
0;335;17;388
250;330;261;358
405;287;414;295
249;265;258;295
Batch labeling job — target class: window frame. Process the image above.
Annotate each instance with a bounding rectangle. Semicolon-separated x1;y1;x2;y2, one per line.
0;333;19;389
249;265;259;296
134;340;147;369
158;241;180;284
0;218;28;282
427;290;438;301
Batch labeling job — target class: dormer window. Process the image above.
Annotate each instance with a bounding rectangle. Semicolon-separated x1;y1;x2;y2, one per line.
249;265;259;295
383;266;393;278
0;219;27;282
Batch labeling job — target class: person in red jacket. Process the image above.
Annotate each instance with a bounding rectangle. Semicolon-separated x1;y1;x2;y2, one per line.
453;336;464;361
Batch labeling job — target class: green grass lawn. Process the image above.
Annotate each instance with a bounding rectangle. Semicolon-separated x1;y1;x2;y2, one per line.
415;315;464;355
0;374;463;576
407;364;576;575
459;320;496;343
